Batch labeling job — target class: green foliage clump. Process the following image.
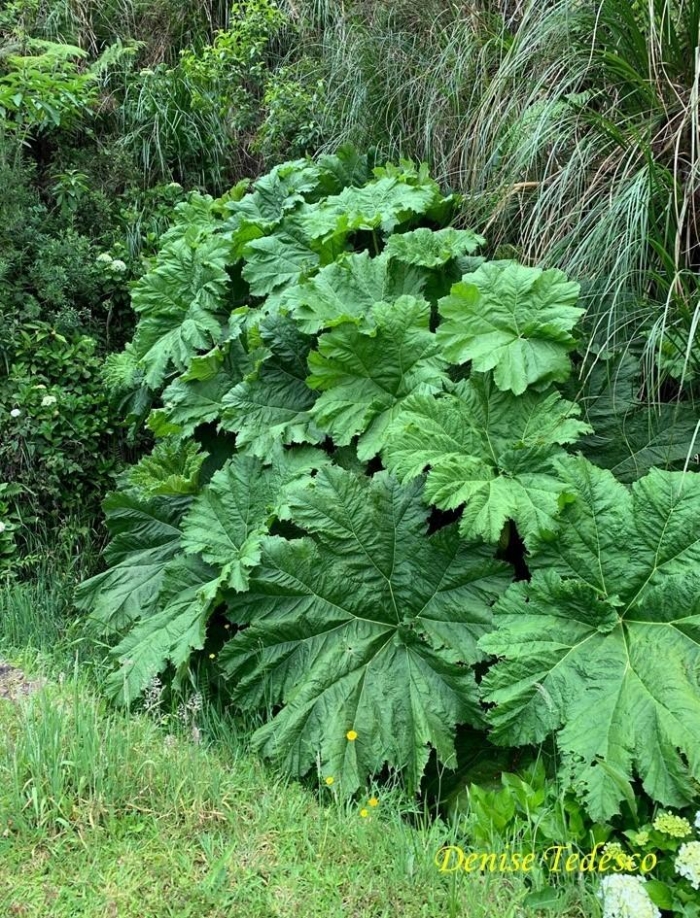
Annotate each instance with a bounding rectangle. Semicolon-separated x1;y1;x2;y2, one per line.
76;152;700;824
0;323;120;538
114;0;327;189
0;39;97;134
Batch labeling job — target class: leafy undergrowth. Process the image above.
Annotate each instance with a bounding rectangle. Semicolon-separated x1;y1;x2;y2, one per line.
0;656;599;918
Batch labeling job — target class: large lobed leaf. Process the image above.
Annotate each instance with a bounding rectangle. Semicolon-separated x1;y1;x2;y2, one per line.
74;491;191;634
219;467;511;792
220;315;325;456
181;450;328;592
307;296;450;460
385;227;485;268
383;375;590;542
285;251;425;335
437;261;583;394
131;233;232;389
480;456;700;820
106;555;220;706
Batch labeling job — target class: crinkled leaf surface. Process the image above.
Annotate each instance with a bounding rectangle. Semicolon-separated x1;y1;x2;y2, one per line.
107;555;220;705
219;467;511;792
437;262;583;394
385;227;485;267
480;456;700;820
74;492;190;634
180;451;327;591
221;315;324;456
131;234;232;389
307;296;449;460
241;233;319;297
126;439;205;496
383;375;590;541
299;175;441;241
227;159;320;227
578;403;700;483
286;251;425;334
150;340;249;439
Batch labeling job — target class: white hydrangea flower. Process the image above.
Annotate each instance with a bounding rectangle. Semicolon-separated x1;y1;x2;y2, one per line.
41;395;57;407
694;811;700;830
676;841;700;890
96;252;113;264
10;408;21;418
109;259;128;273
598;875;661;918
167;181;183;190
0;521;6;534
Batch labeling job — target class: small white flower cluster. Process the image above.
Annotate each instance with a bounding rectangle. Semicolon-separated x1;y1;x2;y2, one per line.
9;408;21;418
177;691;203;725
96;252;128;273
143;675;163;713
598;875;660;918
41;395;57;408
676;840;700;890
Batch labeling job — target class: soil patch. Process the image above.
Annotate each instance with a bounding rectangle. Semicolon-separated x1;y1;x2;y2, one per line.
0;660;46;702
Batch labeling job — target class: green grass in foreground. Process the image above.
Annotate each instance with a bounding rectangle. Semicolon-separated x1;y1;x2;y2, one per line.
0;577;599;918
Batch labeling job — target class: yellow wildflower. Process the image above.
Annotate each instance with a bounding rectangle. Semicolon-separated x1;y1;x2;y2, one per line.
209;653;216;659
325;776;334;786
653;812;692;838
368;797;379;807
359;808;369;818
346;730;358;741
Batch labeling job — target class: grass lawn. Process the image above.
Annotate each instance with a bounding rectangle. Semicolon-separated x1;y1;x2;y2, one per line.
0;579;599;918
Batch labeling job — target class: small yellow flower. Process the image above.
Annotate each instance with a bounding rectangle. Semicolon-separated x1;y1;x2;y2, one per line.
359;808;369;818
346;730;358;741
325;776;334;786
209;653;216;659
368;797;379;807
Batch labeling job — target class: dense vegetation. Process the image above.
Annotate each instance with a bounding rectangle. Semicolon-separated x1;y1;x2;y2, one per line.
3;1;700;916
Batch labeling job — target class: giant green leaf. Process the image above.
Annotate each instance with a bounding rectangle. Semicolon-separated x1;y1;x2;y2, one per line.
241;233;319;298
579;403;700;482
180;451;327;591
149;339;249;439
385;227;484;268
227;159;320;228
126;439;205;497
307;296;449;460
221;315;324;456
220;467;511;792
106;555;220;705
480;456;700;820
285;251;425;334
383;375;590;542
299;174;441;242
437;262;583;394
131;233;232;389
74;492;190;634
